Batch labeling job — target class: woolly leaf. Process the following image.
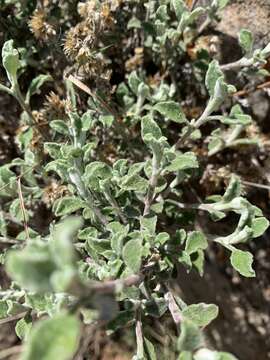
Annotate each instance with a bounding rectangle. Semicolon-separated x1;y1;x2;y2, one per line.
251;217;269;238
6;242;56;292
166;152;198;172
50;120;69;135
205;60;223;97
53;197;85;216
2;40;20;84
154;101;186;123
26;74;53;104
171;0;186;20
194;348;238;360
50;216;82;268
230;249;255;277
178;319;202;352
122;238;143;273
144;337;157;360
141;115;163;142
15;315;32;340
21;314;80;360
185;231;208;255
239;29;253;54
182;303;219;327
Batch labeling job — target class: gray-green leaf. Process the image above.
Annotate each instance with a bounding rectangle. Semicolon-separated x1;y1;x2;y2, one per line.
53;197;85;217
230;249;255;277
178;319;202;352
205;60;223;97
122;238;143;273
185;231;208;255
166;152;198;172
154;101;186;123
251;217;269;238
194;348;238;360
239;29;253;54
21;313;80;360
26;74;53;104
182;303;219;327
2;40;21;84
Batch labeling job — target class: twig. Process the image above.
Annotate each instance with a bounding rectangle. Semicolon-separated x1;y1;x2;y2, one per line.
242;180;270;191
0;236;21;245
198;17;211;35
143;155;160;216
164;291;182;325
233;80;270;98
0;166;36;193
105;191;128;224
166;199;210;212
67;75;119;119
90;274;143;295
17;178;30;241
135;310;144;359
0;312;28;325
68;167;108;227
220;57;254;71
190;0;199;11
0;345;22;360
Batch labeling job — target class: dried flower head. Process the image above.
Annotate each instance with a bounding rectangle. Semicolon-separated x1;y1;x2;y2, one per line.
201;164;232;194
125;47;144;72
42;182;69;207
64;23;95;61
44;91;72;119
29;9;56;41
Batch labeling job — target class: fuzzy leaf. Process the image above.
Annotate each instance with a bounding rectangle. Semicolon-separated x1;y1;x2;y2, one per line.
185;231;208;255
21;314;80;360
50;216;82;268
6;242;56;292
141;115;163;142
9;198;29;222
217;0;230;9
178;319;202;352
171;0;186;20
50;120;69;135
144;337;157;360
53;197;85;216
121;174;148;193
128;71;141;95
205;60;223;97
26;74;53;104
2;40;20;84
140;215;157;235
122;238;142;273
166;152;198;172
182;303;219;327
154;101;186;123
230;249;255;277
15;315;32;340
223;175;241;202
44;143;62;160
251;217;269;238
0;300;8;318
239;29;253;54
194;348;238;360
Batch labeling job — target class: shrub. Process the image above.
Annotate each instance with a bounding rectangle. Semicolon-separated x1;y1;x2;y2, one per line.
0;1;269;359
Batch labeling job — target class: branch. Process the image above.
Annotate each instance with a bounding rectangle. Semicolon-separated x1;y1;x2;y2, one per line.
165;291;183;325
90;274;143;295
220;57;254;71
143;154;160;216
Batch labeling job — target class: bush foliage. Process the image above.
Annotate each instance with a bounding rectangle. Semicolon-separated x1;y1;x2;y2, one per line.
0;0;270;359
